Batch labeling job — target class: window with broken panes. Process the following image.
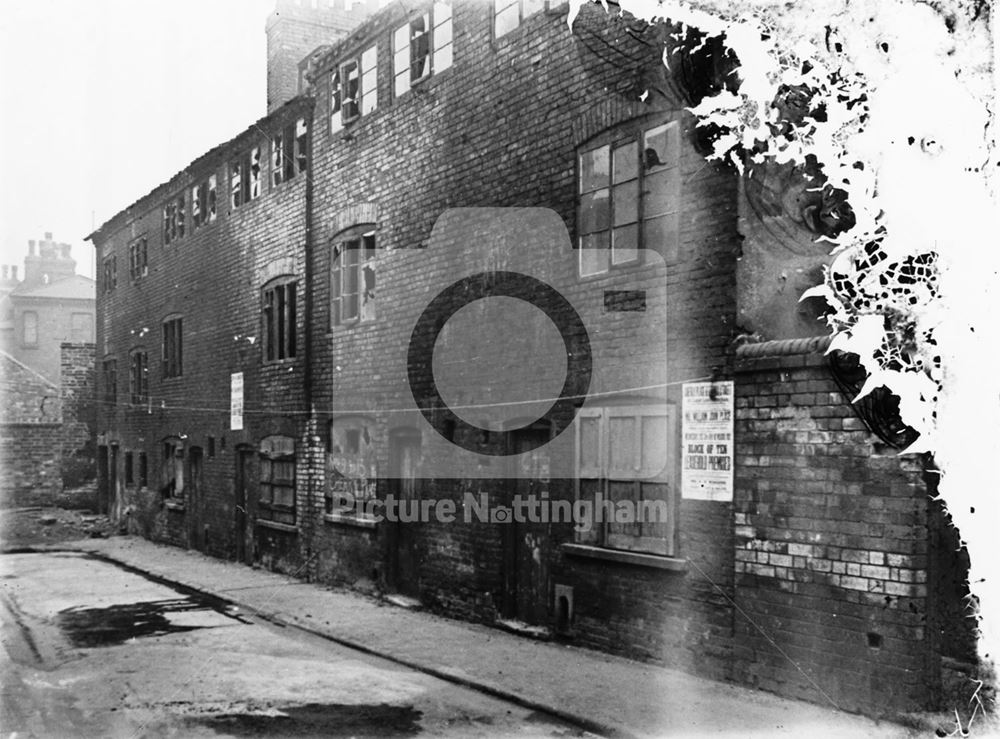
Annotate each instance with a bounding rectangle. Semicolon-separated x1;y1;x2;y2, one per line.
191;175;217;228
230;147;261;208
577;119;681;277
103;255;117;293
262;278;297;362
331;228;376;325
162;195;185;244
494;0;546;38
271;118;308;186
330;46;377;134
129;350;148;404
128;237;147;282
393;3;452;98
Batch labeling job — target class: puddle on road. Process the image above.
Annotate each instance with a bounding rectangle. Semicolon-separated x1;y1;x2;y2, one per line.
58;596;245;648
190;702;423;737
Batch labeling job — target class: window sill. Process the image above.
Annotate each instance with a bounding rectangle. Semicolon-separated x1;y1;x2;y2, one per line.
257;519;298;533
561;543;687;571
324;511;378;530
164;499;186;512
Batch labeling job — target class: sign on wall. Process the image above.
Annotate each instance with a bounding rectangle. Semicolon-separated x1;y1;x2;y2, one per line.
681;381;734;501
230;372;244;431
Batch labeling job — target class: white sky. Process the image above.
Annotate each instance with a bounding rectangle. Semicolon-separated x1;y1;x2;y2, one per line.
0;0;276;280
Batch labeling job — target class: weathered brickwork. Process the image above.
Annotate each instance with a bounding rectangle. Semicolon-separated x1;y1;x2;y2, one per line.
1;353;63;506
86;0;971;718
732;347;958;715
60;342;96;488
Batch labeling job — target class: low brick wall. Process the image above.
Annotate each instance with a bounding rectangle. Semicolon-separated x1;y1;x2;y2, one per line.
0;423;63;508
732;345;936;715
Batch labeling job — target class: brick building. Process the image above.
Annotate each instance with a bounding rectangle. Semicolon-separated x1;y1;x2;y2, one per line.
88;0;975;718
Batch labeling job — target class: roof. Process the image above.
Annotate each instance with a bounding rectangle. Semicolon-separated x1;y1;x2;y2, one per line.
11;274;96;302
0;349;59;390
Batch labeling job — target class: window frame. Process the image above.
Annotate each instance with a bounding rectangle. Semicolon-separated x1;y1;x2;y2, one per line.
191;175;217;228
161;437;185;500
163;194;186;244
102;255;117;294
129;349;149;405
330;226;377;328
230;146;262;208
259;435;296;525
161;317;183;380
102;357;117;406
576;117;681;278
330;45;378;135
493;0;546;39
574;403;677;556
21;311;38;346
392;3;453;99
271;118;309;187
262;277;297;363
128;237;148;282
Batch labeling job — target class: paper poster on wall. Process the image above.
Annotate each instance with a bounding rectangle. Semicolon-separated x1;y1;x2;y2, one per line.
681;381;734;501
230;372;244;431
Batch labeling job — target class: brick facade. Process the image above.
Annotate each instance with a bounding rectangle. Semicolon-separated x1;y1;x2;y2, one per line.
87;0;971;718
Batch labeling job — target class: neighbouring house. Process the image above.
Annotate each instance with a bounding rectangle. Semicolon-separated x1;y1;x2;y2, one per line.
86;0;976;718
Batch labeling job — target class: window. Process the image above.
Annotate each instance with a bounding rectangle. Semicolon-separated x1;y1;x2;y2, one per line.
22;311;37;346
393;3;452;97
259;436;296;525
331;228;376;325
163;194;185;244
494;0;545;37
138;452;148;488
162;318;183;379
70;313;93;342
230;147;261;208
578;119;681;277
192;175;217;228
575;404;675;555
102;256;117;293
272;119;308;186
129;350;148;404
262;279;297;362
129;237;148;282
102;358;117;405
326;417;378;516
161;438;184;499
331;46;377;134
125;452;134;486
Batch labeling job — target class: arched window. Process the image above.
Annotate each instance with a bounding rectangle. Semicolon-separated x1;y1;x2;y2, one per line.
262;276;297;362
331;225;376;326
577;117;681;277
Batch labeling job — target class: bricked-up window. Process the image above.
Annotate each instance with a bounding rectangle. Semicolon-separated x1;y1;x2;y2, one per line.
191;174;217;228
129;350;148;404
393;3;452;98
22;311;37;346
102;358;117;406
331;46;378;134
575;404;676;556
161;318;183;379
161;437;184;499
494;0;545;37
138;452;148;488
129;237;148;282
326;416;379;515
70;313;93;342
331;228;376;325
271;119;308;186
125;452;134;486
578;119;681;277
163;194;185;244
262;278;297;362
102;255;117;293
230;147;261;208
259;435;296;525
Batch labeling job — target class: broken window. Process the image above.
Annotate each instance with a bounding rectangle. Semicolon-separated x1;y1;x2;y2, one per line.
259;435;296;525
295;119;308;173
342;59;360;119
272;119;307;186
103;255;117;293
230;149;260;208
393;4;451;98
161;317;183;379
21;311;37;346
129;237;147;282
163;195;185;243
102;358;117;406
329;69;343;135
331;228;376;326
332;47;377;132
207;174;217;221
578;119;680;277
575;404;676;556
494;0;545;38
250;147;262;199
175;194;185;239
161;438;184;499
129;350;148;404
262;278;297;362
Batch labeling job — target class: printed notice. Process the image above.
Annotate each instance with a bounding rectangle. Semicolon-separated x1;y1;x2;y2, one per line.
230;372;244;431
681;381;734;501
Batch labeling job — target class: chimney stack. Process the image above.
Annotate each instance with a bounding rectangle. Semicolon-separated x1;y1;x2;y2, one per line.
12;266;18;280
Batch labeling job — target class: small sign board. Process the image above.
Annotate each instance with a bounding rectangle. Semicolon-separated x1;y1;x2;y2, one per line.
230;372;244;431
681;381;734;501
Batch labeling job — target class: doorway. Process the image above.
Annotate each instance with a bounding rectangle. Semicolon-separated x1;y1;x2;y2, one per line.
386;428;421;597
234;447;255;565
187;447;204;551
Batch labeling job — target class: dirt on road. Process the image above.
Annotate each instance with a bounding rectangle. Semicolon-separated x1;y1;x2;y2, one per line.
1;506;117;550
